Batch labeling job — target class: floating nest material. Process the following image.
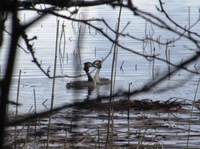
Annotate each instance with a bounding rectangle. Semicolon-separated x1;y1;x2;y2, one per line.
6;98;200;149
72;98;185;112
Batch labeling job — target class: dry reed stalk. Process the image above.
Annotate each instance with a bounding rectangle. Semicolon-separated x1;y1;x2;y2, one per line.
15;69;22;148
186;77;200;148
165;42;171;80
105;0;123;148
33;89;36;114
120;60;124;71
127;82;132;145
47;19;60;148
33;88;38;138
64;128;68;149
167;48;170;79
94;47;97;58
152;47;155;80
24;121;30;149
144;20;156;80
188;7;190;34
102;43;114;63
97;129;100;149
76;15;85;65
66;52;68;64
23;106;34;149
58;21;67;73
185;18;196;149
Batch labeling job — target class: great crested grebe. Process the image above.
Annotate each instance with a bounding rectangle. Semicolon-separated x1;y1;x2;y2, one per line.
66;62;96;89
93;60;111;84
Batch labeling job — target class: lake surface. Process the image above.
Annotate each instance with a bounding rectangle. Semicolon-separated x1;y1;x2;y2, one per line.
1;0;200;113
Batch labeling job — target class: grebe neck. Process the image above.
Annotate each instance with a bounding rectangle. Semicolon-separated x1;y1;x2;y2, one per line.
86;71;95;82
94;68;100;82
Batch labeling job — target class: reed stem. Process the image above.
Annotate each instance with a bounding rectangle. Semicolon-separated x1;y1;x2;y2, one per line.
127;82;132;145
186;77;200;148
106;0;123;148
33;88;37;138
47;19;60;148
15;69;22;148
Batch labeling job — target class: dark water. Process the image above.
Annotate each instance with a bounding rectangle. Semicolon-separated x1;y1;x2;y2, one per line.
1;0;200;113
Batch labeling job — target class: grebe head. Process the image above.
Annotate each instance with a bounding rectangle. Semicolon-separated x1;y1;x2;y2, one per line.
93;60;102;69
93;60;111;84
83;62;94;72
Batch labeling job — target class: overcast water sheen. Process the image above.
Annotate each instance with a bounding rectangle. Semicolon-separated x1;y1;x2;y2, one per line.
1;0;200;113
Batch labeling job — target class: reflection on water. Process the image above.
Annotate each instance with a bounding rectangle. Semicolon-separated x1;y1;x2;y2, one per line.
1;0;200;113
67;83;111;101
